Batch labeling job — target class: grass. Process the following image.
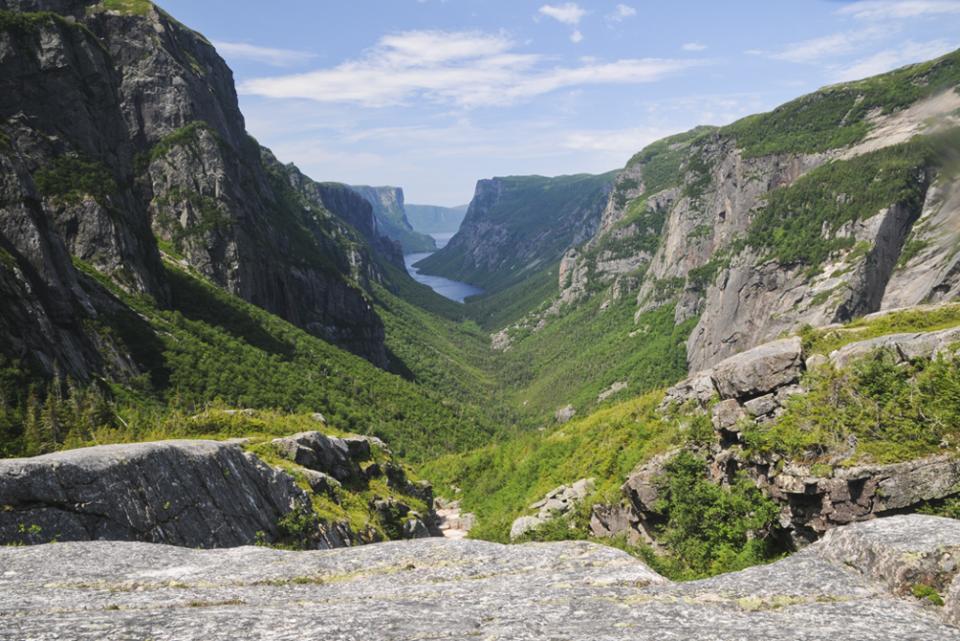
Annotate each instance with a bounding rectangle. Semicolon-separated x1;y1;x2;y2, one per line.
89;0;153;16
723;48;960;157
464;263;559;330
498;296;695;419
802;303;960;355
742;349;960;464
421;390;679;542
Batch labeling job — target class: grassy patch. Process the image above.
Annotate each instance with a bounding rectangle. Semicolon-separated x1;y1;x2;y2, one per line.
743;349;960;464
89;0;153;16
723;49;960;157
34;155;117;206
803;303;960;355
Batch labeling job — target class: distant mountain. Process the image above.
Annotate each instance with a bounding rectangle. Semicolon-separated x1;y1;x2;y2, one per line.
405;203;469;234
350;186;436;253
415;173;617;292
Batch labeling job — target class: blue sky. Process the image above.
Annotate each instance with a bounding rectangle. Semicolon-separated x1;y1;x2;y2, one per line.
157;0;960;205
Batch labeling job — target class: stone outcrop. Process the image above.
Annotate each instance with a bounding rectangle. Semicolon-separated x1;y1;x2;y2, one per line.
0;435;440;549
2;515;960;639
510;478;594;540
0;440;304;548
604;327;960;547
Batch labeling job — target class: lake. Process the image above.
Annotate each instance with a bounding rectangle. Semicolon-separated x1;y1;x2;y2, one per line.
404;233;484;303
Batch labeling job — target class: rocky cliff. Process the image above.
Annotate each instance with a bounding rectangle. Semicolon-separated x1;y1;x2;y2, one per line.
0;0;398;377
2;515;960;639
350;185;436;254
417;172;616;292
552;51;960;373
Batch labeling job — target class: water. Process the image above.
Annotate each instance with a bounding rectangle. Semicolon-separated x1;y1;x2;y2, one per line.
405;233;484;303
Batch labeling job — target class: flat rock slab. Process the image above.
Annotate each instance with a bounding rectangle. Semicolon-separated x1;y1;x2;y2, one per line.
2;516;960;640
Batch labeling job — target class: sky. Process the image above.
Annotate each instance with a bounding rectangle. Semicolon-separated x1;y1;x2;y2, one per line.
156;0;960;206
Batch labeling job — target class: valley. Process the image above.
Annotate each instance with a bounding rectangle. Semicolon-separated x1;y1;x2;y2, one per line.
1;1;960;638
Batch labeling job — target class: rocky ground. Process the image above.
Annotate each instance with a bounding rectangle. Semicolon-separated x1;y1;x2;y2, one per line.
1;515;959;640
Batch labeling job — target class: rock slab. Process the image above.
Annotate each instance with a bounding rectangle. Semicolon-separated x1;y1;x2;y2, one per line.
1;516;960;639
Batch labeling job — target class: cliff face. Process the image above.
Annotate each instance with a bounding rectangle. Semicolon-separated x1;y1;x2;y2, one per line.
405;203;468;235
417;172;616;292
555;51;960;372
350;185;436;254
0;0;393;373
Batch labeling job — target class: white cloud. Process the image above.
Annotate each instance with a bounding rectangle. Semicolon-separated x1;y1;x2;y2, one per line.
570;29;584;43
562;127;674;154
682;42;707;52
838;1;960;20
211;41;316;67
538;3;587;25
240;30;701;108
766;26;890;63
607;4;637;22
830;38;958;80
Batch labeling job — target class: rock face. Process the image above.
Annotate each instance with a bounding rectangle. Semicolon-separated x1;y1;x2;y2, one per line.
614;327;960;546
416;172;616;291
2;515;960;639
0;435;440;549
0;440;304;548
540;54;960;374
0;0;395;378
350;185;436;254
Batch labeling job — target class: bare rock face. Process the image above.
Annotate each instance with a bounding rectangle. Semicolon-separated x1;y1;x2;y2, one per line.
0;0;392;376
2;516;960;639
711;337;804;400
0;440;304;548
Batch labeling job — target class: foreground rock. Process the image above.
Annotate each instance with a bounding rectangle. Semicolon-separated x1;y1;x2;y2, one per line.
1;515;959;639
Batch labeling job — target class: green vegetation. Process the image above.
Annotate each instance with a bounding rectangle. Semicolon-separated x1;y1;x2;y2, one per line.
141;121;223;170
422;391;678;542
626;126;715;196
34;155;117;206
745;136;943;268
89;0;153;16
11;258;504;463
911;583;946;607
424;392;783;579
724;49;960;156
802;303;960;355
647;451;783;579
464;263;558;330
0;10;70;33
743;349;960;464
499;297;694;417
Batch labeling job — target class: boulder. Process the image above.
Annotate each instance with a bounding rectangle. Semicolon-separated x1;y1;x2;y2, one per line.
271;432;363;484
830;327;960;369
711;336;804;400
0;441;304;548
555;405;577;424
509;478;596;540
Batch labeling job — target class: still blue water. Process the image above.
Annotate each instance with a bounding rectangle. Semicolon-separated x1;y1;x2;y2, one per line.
404;233;484;303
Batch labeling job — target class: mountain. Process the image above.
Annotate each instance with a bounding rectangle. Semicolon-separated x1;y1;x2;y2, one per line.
350;185;436;253
405;203;468;234
0;0;509;463
0;0;400;373
416;172;617;292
